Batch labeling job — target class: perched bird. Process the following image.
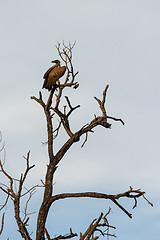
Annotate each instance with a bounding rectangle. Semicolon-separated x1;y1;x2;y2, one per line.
42;60;66;91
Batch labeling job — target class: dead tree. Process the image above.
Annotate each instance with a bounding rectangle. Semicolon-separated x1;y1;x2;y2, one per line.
0;42;153;240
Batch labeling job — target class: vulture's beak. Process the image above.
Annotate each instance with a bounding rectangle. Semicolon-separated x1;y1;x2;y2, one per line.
51;60;59;63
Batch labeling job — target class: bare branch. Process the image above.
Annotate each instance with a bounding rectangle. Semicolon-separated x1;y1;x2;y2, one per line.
48;187;148;219
18;151;35;198
53;121;62;139
143;195;153;207
82;213;103;240
107;116;125;125
0;213;5;235
22;187;36;223
80;211;116;240
31;91;46;109
81;132;88;148
51;95;80;138
45;228;51;240
0;194;9;211
0;150;36;239
110;199;132;218
56;42;79;85
0;161;15;198
94;85;109;118
65;96;80;117
52;228;78;240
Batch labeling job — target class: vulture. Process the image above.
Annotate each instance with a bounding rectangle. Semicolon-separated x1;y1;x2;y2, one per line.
42;60;66;91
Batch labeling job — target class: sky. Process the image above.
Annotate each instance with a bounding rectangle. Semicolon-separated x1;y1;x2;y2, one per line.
0;0;160;239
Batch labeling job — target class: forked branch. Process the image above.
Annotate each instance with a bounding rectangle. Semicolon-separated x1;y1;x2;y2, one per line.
94;85;109;118
54;84;125;165
48;187;151;219
80;211;116;240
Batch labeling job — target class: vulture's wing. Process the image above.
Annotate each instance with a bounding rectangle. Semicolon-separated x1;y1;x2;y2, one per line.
43;65;55;79
42;66;66;90
50;66;66;79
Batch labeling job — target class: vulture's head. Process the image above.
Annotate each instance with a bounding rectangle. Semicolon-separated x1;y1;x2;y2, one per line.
51;59;60;66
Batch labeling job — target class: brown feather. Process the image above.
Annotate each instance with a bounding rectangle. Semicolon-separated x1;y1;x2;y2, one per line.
42;64;66;91
43;65;56;80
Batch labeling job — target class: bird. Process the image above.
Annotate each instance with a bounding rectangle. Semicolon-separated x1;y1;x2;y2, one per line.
42;60;66;91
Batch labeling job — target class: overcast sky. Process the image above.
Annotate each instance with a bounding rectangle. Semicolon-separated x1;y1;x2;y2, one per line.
0;0;160;239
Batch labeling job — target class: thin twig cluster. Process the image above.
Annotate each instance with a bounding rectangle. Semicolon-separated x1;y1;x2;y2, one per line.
0;149;37;239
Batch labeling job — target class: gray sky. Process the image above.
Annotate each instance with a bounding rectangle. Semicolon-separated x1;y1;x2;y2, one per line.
0;0;160;239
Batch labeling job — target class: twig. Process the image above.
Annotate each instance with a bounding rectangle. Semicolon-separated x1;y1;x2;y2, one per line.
107;116;125;125
0;194;9;211
45;228;51;240
0;213;5;235
143;195;153;207
53;121;62;139
81;132;88;148
52;228;78;240
65;96;80;117
94;85;109;118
